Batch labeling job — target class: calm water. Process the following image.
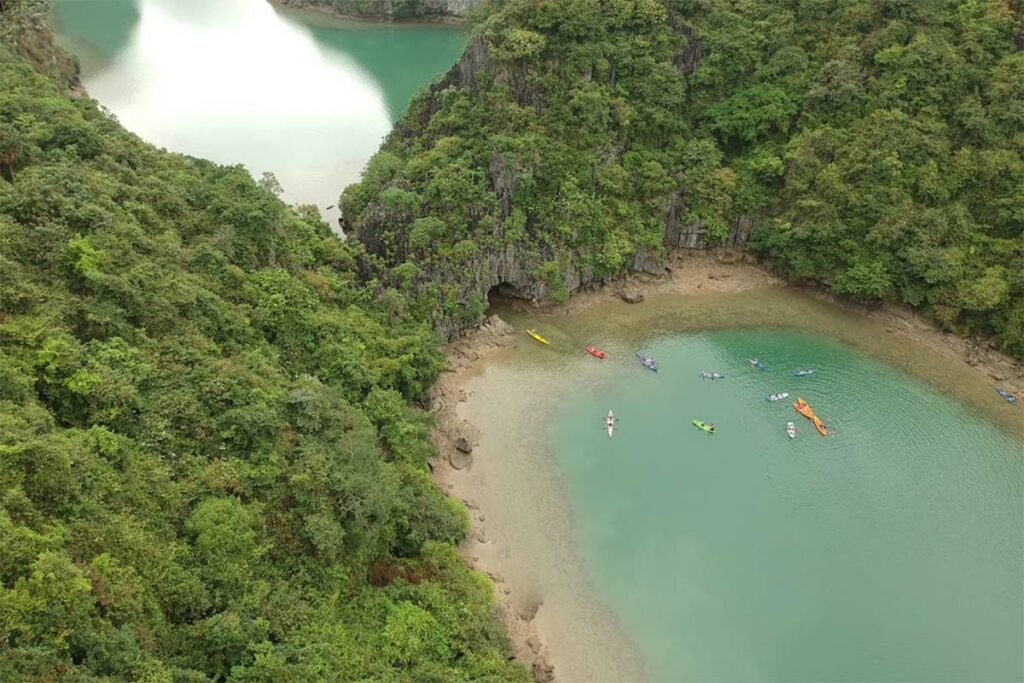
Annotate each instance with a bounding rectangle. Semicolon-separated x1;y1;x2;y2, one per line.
552;329;1023;681
52;0;465;223
476;289;1023;682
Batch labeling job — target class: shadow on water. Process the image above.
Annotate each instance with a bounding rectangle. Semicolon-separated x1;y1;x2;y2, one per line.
269;5;467;121
52;0;140;66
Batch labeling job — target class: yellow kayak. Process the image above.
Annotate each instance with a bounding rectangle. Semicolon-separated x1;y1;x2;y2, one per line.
526;329;550;345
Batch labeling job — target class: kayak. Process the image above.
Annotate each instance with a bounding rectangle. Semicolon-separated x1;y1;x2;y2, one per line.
812;415;828;436
766;392;790;402
700;371;725;380
749;358;769;371
526;329;550;345
794;369;816;377
586;346;607;359
636;352;658;373
607;410;615;437
794;398;828;436
786;421;796;439
793;397;815;419
996;387;1018;405
692;419;716;434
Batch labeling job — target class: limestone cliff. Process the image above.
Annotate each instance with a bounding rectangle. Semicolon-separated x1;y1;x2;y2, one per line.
345;22;747;340
0;0;81;91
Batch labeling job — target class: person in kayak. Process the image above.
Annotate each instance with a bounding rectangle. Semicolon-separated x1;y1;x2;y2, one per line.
708;423;716;433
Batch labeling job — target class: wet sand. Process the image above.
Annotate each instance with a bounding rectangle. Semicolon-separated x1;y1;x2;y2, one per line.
428;251;1023;682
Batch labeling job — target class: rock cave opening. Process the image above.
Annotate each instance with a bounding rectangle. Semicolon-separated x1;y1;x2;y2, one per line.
485;282;531;316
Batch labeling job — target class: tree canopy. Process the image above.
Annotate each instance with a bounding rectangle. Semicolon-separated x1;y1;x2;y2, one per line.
343;0;1023;355
0;21;525;680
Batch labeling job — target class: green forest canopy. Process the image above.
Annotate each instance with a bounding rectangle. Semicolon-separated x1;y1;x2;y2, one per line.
0;24;525;683
1;0;1022;679
343;0;1024;355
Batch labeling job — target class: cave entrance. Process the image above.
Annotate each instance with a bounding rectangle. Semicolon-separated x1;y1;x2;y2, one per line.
486;282;531;316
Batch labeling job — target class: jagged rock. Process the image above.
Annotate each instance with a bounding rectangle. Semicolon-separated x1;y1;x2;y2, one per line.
620;289;644;304
517;596;542;621
454;436;473;454
527;636;542;654
532;655;555;683
449;449;472;469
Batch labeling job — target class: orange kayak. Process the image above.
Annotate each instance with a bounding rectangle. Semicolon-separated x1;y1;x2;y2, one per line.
812;415;828;436
793;398;816;420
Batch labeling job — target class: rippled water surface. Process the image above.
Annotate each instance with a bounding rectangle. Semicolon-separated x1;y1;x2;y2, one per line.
52;0;465;222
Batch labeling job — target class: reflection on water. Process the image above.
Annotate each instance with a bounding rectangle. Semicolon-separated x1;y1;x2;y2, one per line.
52;0;465;226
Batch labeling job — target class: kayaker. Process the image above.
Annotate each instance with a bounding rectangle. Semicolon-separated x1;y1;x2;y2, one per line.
708;424;716;433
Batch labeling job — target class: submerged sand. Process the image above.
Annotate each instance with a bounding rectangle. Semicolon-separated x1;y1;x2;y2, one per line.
428;251;1023;682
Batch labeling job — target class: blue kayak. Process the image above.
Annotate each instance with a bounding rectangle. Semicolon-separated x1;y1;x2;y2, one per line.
748;358;769;371
636;353;658;373
996;387;1017;405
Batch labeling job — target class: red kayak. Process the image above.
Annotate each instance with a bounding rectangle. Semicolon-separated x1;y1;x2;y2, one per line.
585;346;607;359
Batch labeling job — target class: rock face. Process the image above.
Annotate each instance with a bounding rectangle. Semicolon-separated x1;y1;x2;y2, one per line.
2;1;82;92
272;0;482;20
350;18;754;341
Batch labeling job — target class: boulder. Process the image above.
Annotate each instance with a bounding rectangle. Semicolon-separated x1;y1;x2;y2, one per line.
454;436;473;454
532;655;555;683
619;289;645;304
449;449;472;470
517;595;542;621
526;635;542;654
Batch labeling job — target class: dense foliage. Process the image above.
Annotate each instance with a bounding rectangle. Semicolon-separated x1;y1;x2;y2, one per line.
343;0;1024;355
0;30;525;683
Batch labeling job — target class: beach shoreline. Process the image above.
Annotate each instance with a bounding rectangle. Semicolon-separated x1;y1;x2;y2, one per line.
427;250;1022;682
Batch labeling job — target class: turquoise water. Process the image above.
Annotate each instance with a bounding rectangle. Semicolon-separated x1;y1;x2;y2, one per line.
51;0;465;220
552;328;1023;682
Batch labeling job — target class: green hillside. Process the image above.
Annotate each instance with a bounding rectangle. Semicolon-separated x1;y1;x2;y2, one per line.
343;0;1024;355
0;18;524;682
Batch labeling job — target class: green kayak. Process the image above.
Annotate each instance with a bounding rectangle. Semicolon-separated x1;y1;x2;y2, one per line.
692;419;716;434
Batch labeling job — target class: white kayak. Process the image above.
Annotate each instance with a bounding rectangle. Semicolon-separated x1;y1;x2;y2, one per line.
786;421;797;439
607;410;615;438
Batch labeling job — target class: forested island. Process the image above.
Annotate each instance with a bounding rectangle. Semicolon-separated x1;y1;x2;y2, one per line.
345;0;1023;352
0;2;523;680
1;0;1021;681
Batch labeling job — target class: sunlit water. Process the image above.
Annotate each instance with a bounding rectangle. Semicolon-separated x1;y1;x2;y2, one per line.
471;289;1023;682
52;0;465;225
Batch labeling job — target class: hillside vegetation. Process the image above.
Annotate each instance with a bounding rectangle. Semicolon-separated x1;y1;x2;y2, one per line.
0;15;524;681
343;0;1024;355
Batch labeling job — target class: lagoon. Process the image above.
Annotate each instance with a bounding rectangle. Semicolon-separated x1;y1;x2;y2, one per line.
465;286;1023;682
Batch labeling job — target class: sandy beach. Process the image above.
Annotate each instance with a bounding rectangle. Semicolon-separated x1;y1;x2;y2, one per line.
427;250;1023;682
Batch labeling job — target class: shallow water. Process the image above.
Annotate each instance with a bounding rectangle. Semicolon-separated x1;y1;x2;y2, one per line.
51;0;465;223
470;288;1023;682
